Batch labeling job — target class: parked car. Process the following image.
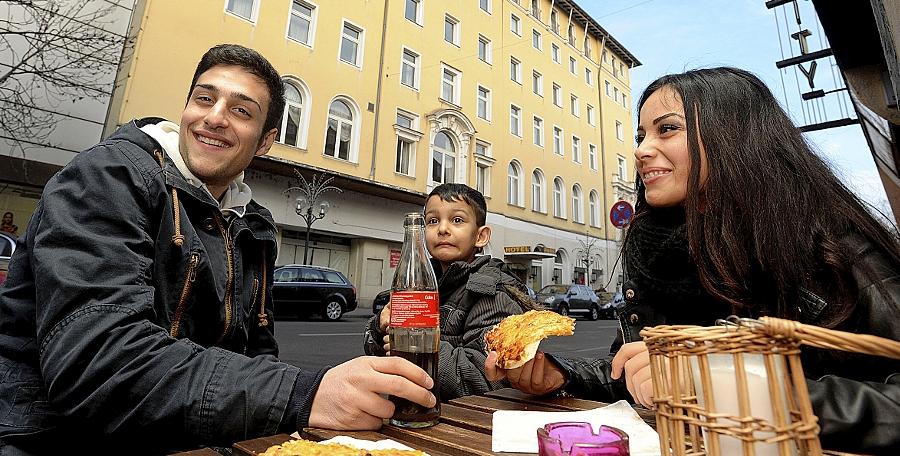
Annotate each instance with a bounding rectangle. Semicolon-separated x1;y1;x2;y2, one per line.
372;289;391;314
0;232;15;287
535;284;602;320
272;265;357;321
598;291;625;319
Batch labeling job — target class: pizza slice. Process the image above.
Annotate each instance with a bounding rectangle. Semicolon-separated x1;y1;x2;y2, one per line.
484;310;575;369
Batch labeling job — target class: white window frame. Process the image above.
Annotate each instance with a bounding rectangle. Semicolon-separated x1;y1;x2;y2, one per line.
553;177;566;219
510;56;522;84
278;77;312;150
622;94;628;109
440;64;461;105
605;80;612;97
430;130;458;186
532;115;544;147
552;83;561;107
585;67;593;86
474;140;493;196
552;125;563;155
569;56;577;75
572;135;581;164
476;85;491;121
570;94;580;117
589;190;600;227
394;109;421;177
509;104;522;137
616;121;624;141
323;96;361;163
400;46;420;90
507;161;524;207
338;20;365;67
510;13;521;35
404;0;423;25
551;43;560;63
224;0;259;23
478;35;492;64
532;169;547;213
444;14;460;46
614;86;619;103
532;29;542;50
617;155;628;179
479;0;491;14
532;70;543;96
550;10;559;34
587;104;595;126
285;0;317;47
572;184;584;224
588;143;598;171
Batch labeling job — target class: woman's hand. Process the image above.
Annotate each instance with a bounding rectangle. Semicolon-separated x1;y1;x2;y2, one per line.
484;351;566;396
611;341;654;408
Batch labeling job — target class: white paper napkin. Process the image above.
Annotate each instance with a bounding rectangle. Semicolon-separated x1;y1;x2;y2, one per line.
288;432;429;454
491;400;661;455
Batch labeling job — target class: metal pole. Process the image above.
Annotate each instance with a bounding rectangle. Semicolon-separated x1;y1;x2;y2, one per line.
303;208;312;265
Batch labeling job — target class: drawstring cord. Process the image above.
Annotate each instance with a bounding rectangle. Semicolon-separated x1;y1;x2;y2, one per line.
258;245;269;327
153;149;185;247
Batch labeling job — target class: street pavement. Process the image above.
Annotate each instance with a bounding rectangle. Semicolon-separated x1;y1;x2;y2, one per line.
273;308;621;372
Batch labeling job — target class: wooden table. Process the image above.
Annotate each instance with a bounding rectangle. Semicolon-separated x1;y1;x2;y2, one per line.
176;388;865;455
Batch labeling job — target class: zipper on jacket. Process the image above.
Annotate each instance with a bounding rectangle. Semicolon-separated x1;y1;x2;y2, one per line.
213;214;235;343
169;252;199;338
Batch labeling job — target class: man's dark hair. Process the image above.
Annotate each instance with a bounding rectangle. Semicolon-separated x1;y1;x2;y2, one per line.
187;44;285;137
427;183;487;227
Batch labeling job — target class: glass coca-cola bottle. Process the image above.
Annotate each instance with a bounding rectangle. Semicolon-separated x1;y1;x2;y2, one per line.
388;212;441;428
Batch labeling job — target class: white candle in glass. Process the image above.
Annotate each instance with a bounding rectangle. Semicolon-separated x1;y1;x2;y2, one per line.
690;353;795;456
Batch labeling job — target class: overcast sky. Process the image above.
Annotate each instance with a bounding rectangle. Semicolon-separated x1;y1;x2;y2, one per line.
582;0;890;213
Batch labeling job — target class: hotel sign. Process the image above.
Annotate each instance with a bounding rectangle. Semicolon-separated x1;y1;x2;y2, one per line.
504;244;556;255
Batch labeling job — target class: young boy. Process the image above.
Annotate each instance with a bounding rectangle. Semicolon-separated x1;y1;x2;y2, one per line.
364;183;538;400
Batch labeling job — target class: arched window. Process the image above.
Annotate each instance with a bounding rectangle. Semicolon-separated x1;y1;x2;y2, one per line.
279;81;304;147
325;99;353;160
507;161;523;206
572;184;583;223
589;190;600;227
531;169;546;213
553;177;566;218
432;131;455;184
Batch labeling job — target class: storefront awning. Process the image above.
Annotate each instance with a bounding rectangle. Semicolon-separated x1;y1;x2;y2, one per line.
503;244;557;261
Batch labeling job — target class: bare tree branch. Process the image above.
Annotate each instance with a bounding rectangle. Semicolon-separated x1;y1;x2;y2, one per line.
0;0;132;156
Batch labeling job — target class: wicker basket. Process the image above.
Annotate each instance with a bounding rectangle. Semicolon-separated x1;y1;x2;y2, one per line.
641;316;900;456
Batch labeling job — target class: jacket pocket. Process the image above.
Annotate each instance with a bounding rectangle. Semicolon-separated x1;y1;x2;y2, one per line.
0;383;57;429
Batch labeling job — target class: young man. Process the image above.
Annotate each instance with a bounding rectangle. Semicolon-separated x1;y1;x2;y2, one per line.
364;183;537;400
0;44;434;454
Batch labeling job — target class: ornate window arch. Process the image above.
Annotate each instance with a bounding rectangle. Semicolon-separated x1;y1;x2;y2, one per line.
324;96;361;163
278;77;311;149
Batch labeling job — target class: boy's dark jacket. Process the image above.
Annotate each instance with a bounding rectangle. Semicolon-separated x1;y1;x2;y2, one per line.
0;119;324;454
364;255;535;400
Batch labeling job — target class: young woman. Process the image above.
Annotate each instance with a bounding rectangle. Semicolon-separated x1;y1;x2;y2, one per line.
486;67;900;454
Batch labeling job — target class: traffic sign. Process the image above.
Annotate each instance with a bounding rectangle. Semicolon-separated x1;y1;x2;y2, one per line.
609;201;634;229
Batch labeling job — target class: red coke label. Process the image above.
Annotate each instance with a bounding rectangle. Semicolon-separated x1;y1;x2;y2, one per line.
390;291;439;328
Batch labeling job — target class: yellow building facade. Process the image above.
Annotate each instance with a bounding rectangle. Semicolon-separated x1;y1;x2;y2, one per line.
109;0;639;306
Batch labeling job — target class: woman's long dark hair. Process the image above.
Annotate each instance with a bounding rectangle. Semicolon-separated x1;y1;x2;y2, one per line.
626;67;900;325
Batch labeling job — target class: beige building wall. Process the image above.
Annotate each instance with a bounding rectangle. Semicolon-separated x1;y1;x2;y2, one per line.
110;0;639;305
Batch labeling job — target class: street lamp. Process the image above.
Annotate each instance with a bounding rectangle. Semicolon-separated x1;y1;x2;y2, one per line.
283;172;343;265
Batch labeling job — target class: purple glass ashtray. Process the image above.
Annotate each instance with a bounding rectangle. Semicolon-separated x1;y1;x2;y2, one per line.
537;422;630;456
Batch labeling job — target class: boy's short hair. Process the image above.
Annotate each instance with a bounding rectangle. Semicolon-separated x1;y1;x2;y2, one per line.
187;44;285;136
427;183;487;227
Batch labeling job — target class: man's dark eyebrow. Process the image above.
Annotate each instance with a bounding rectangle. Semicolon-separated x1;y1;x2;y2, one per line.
192;83;262;113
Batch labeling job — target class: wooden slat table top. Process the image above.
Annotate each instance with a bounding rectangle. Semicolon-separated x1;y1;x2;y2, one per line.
178;388;868;456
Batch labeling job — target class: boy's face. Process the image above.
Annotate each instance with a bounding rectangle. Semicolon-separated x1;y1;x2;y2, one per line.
424;195;491;271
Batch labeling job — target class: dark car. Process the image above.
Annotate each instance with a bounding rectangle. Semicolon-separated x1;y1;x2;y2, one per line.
372;289;391;314
0;232;15;287
536;284;602;320
272;265;357;321
598;291;625;319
